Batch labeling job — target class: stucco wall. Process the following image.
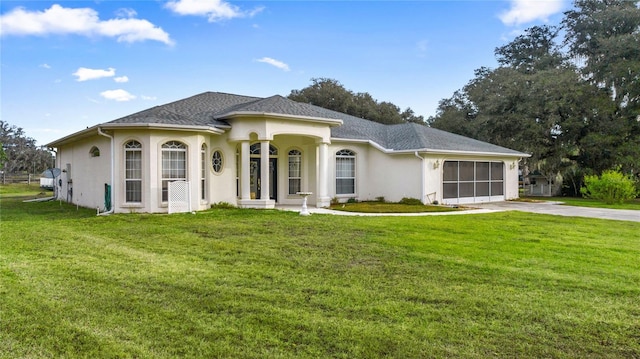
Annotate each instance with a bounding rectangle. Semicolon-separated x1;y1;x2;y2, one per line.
56;134;111;211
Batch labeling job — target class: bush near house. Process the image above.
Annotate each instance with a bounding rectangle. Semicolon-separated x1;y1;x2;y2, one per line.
580;169;638;204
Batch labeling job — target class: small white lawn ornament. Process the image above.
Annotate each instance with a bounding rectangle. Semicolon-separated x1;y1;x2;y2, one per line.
296;192;312;216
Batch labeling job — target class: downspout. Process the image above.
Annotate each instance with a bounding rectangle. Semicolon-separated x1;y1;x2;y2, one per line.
97;127;115;215
414;151;426;204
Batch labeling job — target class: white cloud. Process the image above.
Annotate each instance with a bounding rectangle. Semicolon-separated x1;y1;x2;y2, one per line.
499;0;565;26
39;63;51;69
165;0;264;22
0;4;173;45
73;67;116;82
115;8;137;18
114;76;129;83
100;89;136;102
256;57;290;72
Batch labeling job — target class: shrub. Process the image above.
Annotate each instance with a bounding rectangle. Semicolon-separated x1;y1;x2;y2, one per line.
580;169;637;204
399;197;423;205
375;196;386;203
210;202;235;209
347;197;357;203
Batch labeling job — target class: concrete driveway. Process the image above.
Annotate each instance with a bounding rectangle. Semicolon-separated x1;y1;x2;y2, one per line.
473;201;640;223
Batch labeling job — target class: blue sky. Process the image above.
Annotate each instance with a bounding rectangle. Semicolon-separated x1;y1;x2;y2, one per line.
1;0;568;146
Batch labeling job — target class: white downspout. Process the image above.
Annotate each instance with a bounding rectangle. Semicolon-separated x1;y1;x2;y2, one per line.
414;151;426;204
97;127;115;215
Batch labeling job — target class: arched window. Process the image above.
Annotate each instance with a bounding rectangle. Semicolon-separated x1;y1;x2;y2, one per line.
288;149;302;195
124;141;142;203
200;144;207;201
89;146;100;157
161;141;187;202
336;149;356;195
249;143;278;156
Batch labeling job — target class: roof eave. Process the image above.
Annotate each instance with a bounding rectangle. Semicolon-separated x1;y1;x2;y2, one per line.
330;137;530;158
99;122;226;134
46;123;225;148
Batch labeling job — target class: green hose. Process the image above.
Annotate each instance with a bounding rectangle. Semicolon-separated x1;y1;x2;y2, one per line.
104;183;112;211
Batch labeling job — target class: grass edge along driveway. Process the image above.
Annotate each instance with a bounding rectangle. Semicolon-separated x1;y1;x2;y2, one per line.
1;196;639;358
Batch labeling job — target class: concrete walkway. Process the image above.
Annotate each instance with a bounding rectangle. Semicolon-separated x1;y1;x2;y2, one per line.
277;201;640;222
276;205;496;217
473;201;640;223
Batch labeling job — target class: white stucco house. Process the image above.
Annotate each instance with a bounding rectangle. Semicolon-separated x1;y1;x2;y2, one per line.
47;92;529;213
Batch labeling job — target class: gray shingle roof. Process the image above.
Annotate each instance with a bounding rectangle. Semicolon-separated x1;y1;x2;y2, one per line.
107;91;527;156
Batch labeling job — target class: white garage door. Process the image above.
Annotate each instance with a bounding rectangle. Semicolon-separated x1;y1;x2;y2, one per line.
443;161;504;204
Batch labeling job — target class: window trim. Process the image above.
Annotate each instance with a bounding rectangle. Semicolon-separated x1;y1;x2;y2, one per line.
124;140;142;203
161;141;187;203
287;148;302;195
89;146;100;157
200;144;207;202
211;149;224;174
335;149;356;196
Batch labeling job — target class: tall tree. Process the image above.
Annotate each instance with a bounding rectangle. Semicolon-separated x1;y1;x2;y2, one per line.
563;0;640;111
0;121;54;174
495;25;563;73
563;0;640;174
288;78;424;125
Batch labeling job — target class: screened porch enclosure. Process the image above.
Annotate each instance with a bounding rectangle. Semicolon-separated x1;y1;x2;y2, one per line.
443;160;505;203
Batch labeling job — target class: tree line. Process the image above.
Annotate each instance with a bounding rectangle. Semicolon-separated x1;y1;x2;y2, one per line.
0;121;54;175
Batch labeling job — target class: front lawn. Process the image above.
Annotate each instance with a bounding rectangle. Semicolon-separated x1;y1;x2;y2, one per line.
1;195;639;358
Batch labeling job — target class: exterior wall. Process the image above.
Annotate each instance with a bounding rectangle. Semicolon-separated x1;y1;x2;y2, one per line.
361;149;422;202
207;132;238;207
324;143;422;203
112;129;234;214
55;134;111;211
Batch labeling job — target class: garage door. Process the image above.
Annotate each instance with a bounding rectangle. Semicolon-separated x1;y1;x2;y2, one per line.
443;161;504;204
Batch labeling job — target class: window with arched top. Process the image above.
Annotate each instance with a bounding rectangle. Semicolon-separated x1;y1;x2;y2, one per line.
124;141;142;203
249;143;278;156
161;141;187;202
89;146;100;157
200;144;207;201
336;149;356;195
288;149;302;195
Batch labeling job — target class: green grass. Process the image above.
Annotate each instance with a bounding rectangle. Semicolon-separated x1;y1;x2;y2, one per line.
523;196;640;210
0;183;52;198
330;201;461;213
1;193;639;358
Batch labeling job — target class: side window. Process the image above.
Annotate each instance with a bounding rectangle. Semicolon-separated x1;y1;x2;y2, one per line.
200;144;207;201
124;141;142;203
335;149;355;195
161;141;187;202
90;146;100;157
288;149;302;195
